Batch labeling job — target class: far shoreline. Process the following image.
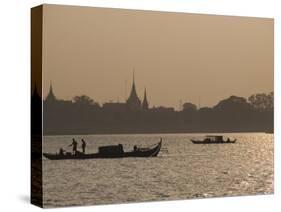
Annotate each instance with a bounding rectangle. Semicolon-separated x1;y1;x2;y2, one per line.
42;130;273;137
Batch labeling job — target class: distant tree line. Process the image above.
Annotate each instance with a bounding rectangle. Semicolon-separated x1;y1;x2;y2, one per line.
181;93;273;133
35;92;273;135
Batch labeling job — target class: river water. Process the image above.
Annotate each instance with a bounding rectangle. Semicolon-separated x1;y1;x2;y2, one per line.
42;133;273;207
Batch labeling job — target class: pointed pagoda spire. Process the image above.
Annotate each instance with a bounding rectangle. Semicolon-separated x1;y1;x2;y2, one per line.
142;88;149;110
131;70;137;95
126;71;141;110
45;82;57;102
32;82;41;101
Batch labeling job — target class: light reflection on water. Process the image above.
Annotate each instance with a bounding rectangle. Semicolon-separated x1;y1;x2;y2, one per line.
42;133;273;207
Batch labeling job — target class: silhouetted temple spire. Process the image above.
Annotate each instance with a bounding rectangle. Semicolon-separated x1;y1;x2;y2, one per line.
32;83;42;103
126;72;141;110
32;83;39;98
142;88;149;110
45;82;57;102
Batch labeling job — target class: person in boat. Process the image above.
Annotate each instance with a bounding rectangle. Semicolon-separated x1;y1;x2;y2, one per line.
134;145;138;152
59;148;65;156
226;138;230;143
81;139;86;154
69;138;78;155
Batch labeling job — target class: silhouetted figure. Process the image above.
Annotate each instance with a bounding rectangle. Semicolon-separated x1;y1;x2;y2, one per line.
134;145;138;152
59;148;65;156
69;139;78;155
81;139;86;154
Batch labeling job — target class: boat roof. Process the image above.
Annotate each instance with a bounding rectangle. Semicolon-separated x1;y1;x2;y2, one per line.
206;135;223;138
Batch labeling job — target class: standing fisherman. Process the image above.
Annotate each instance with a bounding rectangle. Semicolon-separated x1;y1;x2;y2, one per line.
69;138;78;155
81;139;86;154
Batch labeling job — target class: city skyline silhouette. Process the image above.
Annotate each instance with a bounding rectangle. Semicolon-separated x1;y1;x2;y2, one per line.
37;73;273;111
33;74;274;135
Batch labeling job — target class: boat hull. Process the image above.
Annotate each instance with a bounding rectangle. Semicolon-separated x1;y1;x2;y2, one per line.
43;141;162;160
191;139;236;144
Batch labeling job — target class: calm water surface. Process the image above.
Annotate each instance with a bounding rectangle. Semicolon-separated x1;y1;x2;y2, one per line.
42;133;273;207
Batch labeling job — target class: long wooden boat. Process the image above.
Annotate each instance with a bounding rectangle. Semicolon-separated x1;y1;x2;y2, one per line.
191;135;236;144
43;139;162;160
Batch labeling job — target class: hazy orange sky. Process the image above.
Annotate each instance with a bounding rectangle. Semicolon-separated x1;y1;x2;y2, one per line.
41;4;273;109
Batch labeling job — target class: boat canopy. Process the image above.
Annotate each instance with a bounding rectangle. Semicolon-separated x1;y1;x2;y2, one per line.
98;144;124;155
205;135;223;141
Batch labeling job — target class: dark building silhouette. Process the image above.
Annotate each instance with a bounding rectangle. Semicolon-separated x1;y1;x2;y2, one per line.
42;75;273;135
45;83;57;103
105;74;150;111
103;102;127;112
142;88;149;110
45;83;72;106
150;106;175;113
126;73;142;111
